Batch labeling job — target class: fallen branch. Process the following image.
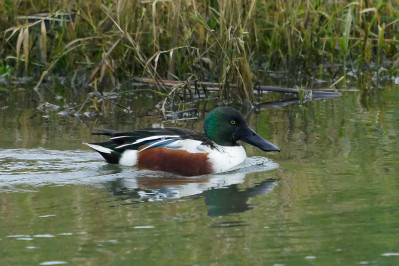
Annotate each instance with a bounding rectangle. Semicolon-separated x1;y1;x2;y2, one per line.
134;78;342;99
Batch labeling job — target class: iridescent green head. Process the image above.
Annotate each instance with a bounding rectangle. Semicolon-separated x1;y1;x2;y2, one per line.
203;107;280;152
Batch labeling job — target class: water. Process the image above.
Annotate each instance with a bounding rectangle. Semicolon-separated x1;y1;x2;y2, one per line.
1;86;399;265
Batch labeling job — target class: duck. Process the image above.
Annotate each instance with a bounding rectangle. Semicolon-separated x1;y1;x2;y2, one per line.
85;107;280;176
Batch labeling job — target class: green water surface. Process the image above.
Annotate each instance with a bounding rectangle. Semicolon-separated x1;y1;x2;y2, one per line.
0;85;399;265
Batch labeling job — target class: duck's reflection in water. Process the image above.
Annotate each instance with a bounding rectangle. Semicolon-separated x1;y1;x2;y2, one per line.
100;157;278;216
204;178;277;216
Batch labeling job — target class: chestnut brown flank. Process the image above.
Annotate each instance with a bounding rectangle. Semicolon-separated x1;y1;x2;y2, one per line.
137;147;213;176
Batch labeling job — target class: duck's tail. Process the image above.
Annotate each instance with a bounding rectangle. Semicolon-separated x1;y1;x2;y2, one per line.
84;142;121;164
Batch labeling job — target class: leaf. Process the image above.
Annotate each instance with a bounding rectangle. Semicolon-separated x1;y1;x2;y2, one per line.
16;28;24;69
40;21;47;63
23;27;29;74
153;52;161;71
362;22;371;62
190;13;207;28
343;8;352;55
92;97;100;112
377;23;385;66
360;7;378;14
339;37;346;53
5;26;21;41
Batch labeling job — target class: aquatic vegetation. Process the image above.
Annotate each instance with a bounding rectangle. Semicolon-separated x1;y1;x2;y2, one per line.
1;0;399;104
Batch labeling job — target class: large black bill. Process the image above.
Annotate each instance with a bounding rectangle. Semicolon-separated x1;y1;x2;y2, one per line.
240;127;280;152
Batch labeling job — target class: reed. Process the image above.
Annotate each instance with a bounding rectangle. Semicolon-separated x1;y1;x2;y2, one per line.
1;0;399;104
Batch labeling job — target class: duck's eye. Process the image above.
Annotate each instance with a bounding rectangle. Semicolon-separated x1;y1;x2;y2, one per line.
230;120;236;125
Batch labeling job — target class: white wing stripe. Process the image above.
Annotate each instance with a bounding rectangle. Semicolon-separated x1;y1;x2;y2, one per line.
138;139;174;152
115;135;180;149
131;135;180;144
112;134;179;142
110;135;134;140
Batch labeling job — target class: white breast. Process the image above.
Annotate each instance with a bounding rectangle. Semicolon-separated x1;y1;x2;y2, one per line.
206;145;247;173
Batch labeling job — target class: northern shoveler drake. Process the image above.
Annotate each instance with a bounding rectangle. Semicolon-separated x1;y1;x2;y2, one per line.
85;107;280;176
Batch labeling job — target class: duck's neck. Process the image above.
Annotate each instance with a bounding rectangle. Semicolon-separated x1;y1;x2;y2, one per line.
207;134;237;146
